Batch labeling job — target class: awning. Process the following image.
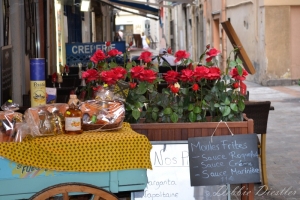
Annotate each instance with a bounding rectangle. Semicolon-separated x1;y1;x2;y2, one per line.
103;0;160;18
160;0;195;3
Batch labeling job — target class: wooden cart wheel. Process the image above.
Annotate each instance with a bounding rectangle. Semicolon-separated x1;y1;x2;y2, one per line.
28;182;118;200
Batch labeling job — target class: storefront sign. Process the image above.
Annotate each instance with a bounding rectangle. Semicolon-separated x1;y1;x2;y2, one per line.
65;41;126;66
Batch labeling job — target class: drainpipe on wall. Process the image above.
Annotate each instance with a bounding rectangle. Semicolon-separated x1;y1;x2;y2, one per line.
221;0;227;70
192;6;197;61
174;7;179;50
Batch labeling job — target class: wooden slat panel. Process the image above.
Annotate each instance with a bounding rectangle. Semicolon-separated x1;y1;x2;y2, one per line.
130;118;254;141
221;20;256;75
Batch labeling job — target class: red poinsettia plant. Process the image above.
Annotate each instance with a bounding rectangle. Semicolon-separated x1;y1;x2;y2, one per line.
81;42;248;123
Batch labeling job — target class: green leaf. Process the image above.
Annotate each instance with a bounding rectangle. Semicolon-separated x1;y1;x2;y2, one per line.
188;104;194;111
170;113;179;123
132;109;141;120
229;60;237;67
193;106;201;114
136;82;148;94
126;62;133;70
177;107;184;115
146;107;152;112
230;103;238;112
164;107;172;115
189;112;197;122
138;95;147;103
181;88;189;95
214;103;220;108
238;100;245;111
110;62;118;68
152;107;160;112
224;97;230;105
196;114;203;121
152;112;158;121
100;62;108;70
236;65;243;76
236;57;243;64
221;106;231;116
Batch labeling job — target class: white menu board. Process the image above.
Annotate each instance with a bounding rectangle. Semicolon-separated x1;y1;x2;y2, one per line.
132;141;228;200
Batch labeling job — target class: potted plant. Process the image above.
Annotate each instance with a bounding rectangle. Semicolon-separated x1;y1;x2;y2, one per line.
80;43;252;140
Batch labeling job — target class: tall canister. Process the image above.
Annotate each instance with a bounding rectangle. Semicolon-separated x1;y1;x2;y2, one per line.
30;58;46;107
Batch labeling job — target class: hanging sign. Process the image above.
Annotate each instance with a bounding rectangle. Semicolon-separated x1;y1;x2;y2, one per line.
188;134;260;186
65;41;126;66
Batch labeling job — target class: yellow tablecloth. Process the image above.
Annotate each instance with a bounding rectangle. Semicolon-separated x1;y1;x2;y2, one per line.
0;123;152;172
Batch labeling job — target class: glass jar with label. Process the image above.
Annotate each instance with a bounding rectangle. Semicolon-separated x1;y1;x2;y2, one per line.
64;94;83;135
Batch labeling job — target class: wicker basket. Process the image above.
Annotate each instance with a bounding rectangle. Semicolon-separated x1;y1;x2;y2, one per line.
82;117;124;132
80;100;125;132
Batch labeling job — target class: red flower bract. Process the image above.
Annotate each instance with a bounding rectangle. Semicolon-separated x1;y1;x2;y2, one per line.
192;83;199;91
194;66;209;81
230;68;249;81
112;66;127;80
105;41;111;47
167;47;173;54
170;84;179;93
138;51;153;63
206;67;221;80
90;49;107;63
93;85;102;91
82;69;100;83
141;69;157;83
52;72;57;82
100;67;127;85
100;70;119;85
179;69;194;82
164;70;179;84
107;49;122;57
206;48;221;62
174;50;190;63
232;82;239;89
129;82;137;89
130;66;145;80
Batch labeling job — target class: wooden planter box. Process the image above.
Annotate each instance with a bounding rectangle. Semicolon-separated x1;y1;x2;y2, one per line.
131;116;254;141
130;116;255;200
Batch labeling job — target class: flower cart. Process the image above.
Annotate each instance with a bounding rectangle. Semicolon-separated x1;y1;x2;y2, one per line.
0;123;152;200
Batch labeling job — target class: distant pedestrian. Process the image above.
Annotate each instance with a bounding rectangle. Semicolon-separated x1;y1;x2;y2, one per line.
141;32;149;50
118;30;124;41
114;32;122;41
152;48;180;66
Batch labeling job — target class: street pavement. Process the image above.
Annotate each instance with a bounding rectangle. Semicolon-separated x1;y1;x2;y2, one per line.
241;81;300;200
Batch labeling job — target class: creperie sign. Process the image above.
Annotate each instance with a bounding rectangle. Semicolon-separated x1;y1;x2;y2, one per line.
66;41;126;56
71;43;117;54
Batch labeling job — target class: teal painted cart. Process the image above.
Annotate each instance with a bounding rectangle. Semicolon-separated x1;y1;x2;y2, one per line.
0;157;148;199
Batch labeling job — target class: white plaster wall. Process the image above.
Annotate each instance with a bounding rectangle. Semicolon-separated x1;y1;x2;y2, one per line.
226;2;258;82
115;0;160;46
289;6;300;79
257;5;267;83
82;12;90;43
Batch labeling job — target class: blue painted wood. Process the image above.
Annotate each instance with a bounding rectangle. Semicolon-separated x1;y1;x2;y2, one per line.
0;158;148;199
110;171;119;193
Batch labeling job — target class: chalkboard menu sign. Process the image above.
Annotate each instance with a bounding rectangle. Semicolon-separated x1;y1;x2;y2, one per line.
188;134;260;186
1;45;12;105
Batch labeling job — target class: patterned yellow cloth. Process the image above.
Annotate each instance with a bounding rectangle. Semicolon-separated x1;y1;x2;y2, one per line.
0;123;152;172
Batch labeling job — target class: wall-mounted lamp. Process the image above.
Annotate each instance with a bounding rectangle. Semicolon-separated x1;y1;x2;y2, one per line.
81;0;90;12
